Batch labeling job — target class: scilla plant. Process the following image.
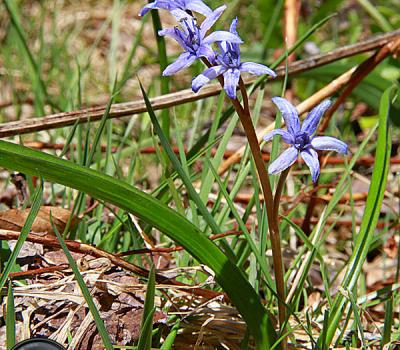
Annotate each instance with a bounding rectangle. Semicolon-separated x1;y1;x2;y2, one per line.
140;0;348;347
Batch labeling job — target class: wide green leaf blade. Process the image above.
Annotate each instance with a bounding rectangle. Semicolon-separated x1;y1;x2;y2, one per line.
0;140;276;349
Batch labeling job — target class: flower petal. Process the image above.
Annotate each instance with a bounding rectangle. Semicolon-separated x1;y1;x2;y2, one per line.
230;17;239;34
240;62;276;78
263;129;294;144
311;136;348;154
197;44;216;62
192;65;227;92
158;28;188;50
223;69;241;99
203;31;243;45
271;97;300;135
139;1;170;16
301;99;332;135
300;148;320;183
268;147;298;175
162;52;197;76
186;0;213;16
170;8;191;21
200;5;226;37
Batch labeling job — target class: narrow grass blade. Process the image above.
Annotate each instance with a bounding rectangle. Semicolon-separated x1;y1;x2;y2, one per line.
319;309;330;350
6;283;16;350
346;288;366;349
137;264;156;350
115;22;145;94
0;140;275;349
139;81;223;237
323;86;394;346
356;0;392;31
4;0;51;114
0;181;43;291
160;321;180;350
87;79;118;167
206;160;270;283
51;214;114;350
149;9;170;139
382;294;393;347
59;119;80;158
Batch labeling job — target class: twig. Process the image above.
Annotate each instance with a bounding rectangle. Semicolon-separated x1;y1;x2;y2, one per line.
8;264;69;279
117;230;243;256
319;37;400;131
0;230;224;300
0;30;399;138
19;141;400;166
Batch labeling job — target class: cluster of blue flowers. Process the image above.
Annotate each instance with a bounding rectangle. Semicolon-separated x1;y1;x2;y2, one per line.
140;0;276;99
139;0;348;182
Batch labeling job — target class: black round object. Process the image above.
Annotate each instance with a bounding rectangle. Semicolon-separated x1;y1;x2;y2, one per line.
11;338;66;350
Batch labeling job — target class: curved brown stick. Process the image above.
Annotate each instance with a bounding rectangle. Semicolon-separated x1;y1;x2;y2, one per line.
0;230;224;301
0;30;399;138
319;37;400;132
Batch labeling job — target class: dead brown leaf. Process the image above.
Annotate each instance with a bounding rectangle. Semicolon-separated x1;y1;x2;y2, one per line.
0;206;78;235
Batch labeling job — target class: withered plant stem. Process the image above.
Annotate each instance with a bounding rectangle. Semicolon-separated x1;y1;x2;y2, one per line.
201;58;287;339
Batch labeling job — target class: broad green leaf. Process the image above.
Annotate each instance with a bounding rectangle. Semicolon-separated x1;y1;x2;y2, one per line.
0;140;276;349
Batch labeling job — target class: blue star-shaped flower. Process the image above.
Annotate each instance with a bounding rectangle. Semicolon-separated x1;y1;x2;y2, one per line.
264;97;348;182
139;0;212;19
191;18;276;99
158;6;243;76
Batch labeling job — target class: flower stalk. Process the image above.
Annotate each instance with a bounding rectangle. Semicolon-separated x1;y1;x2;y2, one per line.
203;53;287;334
231;86;288;335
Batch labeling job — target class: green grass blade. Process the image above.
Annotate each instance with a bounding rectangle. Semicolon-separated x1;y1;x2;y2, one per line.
137;264;156;350
356;0;393;31
0;140;275;349
139;81;223;236
117;21;145;91
0;181;43;291
346;288;366;349
160;321;180;350
51;213;114;350
87;80;118;167
382;294;394;347
4;0;51;114
149;9;170;140
323;86;394;346
206;159;270;282
6;283;16;350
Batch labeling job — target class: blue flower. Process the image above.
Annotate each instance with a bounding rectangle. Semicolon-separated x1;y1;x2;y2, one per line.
139;0;213;19
158;6;243;76
263;97;348;182
192;18;276;99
